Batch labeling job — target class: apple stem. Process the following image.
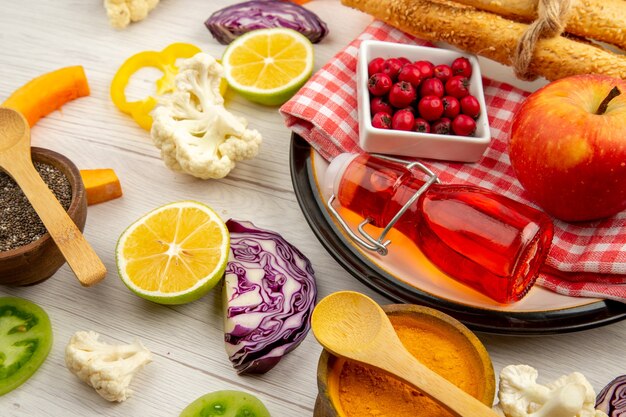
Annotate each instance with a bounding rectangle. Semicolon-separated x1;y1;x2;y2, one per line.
596;86;621;115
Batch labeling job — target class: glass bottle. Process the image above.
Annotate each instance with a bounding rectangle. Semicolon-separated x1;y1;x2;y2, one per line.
324;153;554;304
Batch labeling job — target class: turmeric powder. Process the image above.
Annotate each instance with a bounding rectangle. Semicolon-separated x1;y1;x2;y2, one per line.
334;313;490;417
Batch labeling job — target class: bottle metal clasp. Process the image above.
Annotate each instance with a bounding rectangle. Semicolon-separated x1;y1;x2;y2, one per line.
326;154;440;256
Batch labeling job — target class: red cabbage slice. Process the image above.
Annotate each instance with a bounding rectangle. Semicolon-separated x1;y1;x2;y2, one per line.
597;375;626;417
205;0;329;44
223;219;317;374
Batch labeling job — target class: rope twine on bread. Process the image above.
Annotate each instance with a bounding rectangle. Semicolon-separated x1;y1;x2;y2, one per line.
514;0;575;80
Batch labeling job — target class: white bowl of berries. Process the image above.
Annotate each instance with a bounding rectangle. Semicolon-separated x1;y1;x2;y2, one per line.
357;40;490;162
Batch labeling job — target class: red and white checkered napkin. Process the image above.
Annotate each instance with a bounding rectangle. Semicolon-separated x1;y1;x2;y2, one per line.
280;20;626;302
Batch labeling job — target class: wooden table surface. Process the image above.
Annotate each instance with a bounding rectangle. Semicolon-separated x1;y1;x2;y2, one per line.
1;1;624;416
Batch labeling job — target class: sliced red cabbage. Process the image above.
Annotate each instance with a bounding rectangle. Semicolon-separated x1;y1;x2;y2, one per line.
223;219;317;374
597;375;626;417
205;0;329;44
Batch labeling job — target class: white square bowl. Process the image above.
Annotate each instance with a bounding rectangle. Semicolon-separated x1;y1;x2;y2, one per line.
357;40;491;162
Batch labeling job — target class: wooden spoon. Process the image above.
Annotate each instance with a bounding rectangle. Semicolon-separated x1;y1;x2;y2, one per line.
0;107;106;286
311;291;501;417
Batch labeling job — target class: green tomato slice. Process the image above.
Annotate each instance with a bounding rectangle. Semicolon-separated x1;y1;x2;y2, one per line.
180;390;272;417
0;297;53;396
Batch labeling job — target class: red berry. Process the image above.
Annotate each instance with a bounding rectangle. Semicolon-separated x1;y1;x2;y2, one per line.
382;58;404;80
433;64;452;83
445;75;471;98
460;95;481;118
397;56;412;67
451;57;472;78
442;96;460;118
413;60;434;79
413;117;431;133
392;109;415;131
368;73;393;96
398;106;415;116
388;81;417;108
397;64;422;87
451;114;477;136
368;57;385;77
370;96;393;115
420;78;445;98
372;112;392;129
431;118;452;135
417;95;444;121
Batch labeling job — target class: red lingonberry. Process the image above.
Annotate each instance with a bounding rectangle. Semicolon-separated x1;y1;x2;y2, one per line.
388;81;417;108
413;117;431;133
431;118;452;134
368;57;386;77
451;57;473;78
417;95;444;121
368;73;393;96
460;95;481;119
370;96;393;115
392;109;415;131
371;112;392;129
397;64;422;87
433;64;452;83
451;114;477;136
398;106;415;115
445;75;471;98
442;96;460;118
413;60;434;79
382;58;404;80
397;56;412;67
420;78;445;98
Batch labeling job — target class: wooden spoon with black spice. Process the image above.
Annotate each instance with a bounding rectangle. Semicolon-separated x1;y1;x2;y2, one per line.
0;107;106;286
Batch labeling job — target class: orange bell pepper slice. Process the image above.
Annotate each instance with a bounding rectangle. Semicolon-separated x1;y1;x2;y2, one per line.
2;66;90;127
2;66;122;205
80;169;123;205
110;43;202;131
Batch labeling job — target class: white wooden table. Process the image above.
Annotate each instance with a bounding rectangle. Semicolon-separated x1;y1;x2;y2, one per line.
0;1;624;416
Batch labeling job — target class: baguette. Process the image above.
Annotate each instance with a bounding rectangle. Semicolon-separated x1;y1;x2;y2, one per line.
341;0;626;81
450;0;626;50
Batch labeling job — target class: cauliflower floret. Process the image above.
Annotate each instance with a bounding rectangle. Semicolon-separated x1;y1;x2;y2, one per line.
546;372;608;417
104;0;160;29
494;364;609;417
151;53;262;180
65;331;152;402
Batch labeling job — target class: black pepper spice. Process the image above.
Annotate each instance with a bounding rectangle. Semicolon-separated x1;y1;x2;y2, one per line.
0;162;72;251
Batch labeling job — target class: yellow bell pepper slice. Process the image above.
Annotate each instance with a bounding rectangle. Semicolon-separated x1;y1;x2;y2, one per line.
110;43;230;131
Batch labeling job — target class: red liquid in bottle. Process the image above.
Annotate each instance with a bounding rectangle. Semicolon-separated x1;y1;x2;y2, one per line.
332;154;554;303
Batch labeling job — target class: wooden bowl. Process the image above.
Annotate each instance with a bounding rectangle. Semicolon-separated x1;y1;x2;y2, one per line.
314;304;496;417
0;147;87;285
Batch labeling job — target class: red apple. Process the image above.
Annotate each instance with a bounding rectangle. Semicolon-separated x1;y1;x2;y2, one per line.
509;74;626;222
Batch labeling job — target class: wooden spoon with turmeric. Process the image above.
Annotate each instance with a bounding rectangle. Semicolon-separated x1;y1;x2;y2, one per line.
311;291;501;417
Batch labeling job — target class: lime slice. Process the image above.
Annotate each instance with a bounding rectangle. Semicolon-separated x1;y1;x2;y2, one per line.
222;27;314;106
116;201;230;305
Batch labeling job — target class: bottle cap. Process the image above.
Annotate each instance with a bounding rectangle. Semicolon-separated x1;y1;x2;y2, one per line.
322;153;359;200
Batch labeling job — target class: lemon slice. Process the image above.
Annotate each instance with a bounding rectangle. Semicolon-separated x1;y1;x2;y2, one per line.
116;201;229;305
222;28;314;106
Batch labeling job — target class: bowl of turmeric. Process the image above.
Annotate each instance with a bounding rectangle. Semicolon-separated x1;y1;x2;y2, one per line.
314;304;495;417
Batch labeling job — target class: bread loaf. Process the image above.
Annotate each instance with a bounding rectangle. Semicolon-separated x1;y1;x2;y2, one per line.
341;0;626;81
451;0;626;50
